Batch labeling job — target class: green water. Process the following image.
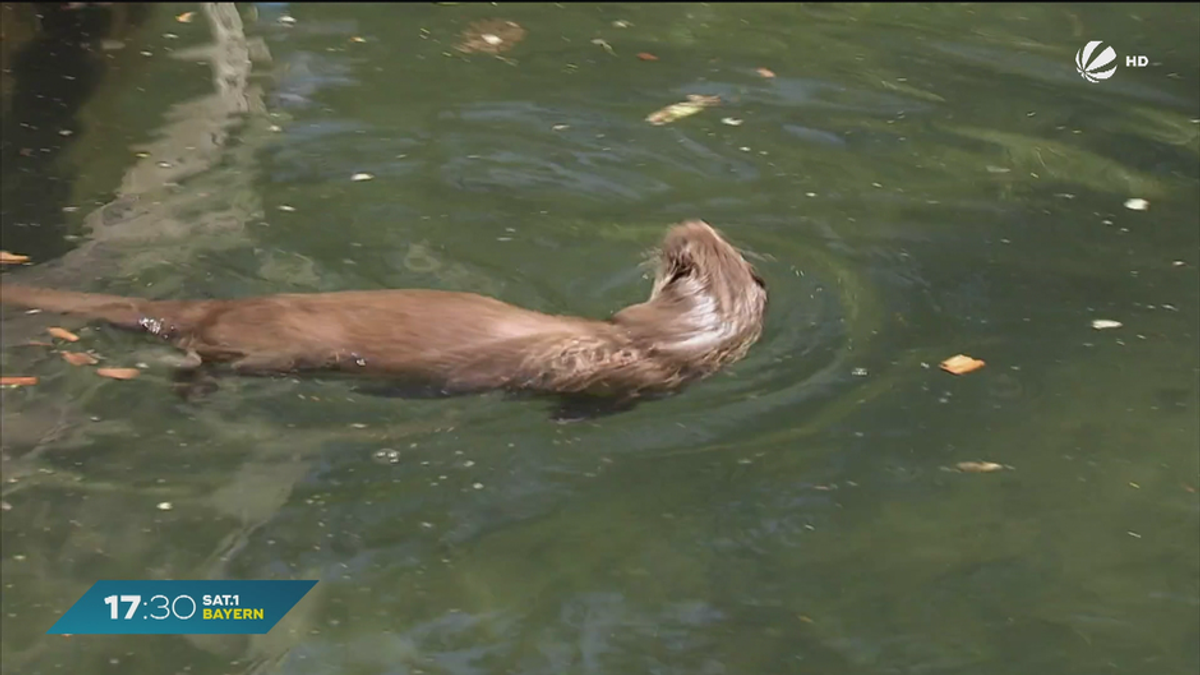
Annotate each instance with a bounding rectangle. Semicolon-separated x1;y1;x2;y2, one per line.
1;3;1197;673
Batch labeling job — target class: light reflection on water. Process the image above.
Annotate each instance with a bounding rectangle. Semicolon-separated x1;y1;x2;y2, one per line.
0;3;1197;674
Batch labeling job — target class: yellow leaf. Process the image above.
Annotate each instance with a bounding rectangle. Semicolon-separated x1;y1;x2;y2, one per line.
62;352;99;366
96;368;141;380
0;376;38;387
956;461;1005;473
646;95;721;126
939;354;985;375
47;327;81;342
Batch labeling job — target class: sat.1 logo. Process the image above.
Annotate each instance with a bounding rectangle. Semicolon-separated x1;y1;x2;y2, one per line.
1075;41;1149;83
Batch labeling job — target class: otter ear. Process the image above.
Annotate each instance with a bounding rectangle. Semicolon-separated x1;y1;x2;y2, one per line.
751;269;767;290
661;239;696;283
666;258;696;286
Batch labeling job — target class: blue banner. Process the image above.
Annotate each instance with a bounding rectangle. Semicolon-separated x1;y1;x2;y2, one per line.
46;580;318;635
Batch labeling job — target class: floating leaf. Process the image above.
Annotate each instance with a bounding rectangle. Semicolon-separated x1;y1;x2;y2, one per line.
456;19;526;55
96;368;141;380
878;79;945;103
756;67;776;78
47;327;80;342
956;461;1005;473
350;36;367;43
939;354;985;375
61;352;99;366
0;376;38;387
1123;198;1149;211
637;52;659;61
1091;319;1122;330
351;173;374;182
0;251;31;264
591;38;616;56
645;94;721;126
175;11;195;23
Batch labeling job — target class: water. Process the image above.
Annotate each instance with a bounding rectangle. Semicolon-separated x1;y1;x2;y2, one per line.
1;3;1197;673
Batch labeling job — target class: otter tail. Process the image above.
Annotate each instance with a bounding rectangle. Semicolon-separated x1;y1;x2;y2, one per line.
0;284;160;330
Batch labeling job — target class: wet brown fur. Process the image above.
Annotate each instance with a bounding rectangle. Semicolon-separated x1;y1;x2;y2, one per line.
0;220;767;402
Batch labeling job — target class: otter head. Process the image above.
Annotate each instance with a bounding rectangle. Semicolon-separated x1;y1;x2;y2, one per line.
613;220;767;373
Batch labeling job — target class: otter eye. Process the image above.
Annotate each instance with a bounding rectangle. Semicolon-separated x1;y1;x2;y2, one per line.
751;270;767;290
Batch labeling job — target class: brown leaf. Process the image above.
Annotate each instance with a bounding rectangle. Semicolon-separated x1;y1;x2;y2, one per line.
940;354;985;375
0;250;31;264
47;327;81;342
756;67;776;78
956;461;1005;473
0;376;39;387
96;368;141;381
456;19;526;55
61;352;99;366
637;52;659;61
176;11;195;23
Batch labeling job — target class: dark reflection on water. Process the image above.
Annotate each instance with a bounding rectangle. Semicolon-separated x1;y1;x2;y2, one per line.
0;3;153;260
1;3;1198;675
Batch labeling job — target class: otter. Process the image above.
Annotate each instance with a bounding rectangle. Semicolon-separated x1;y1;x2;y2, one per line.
0;220;767;414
